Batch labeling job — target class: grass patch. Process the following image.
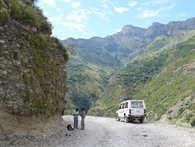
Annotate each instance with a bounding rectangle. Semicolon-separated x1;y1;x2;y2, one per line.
32;35;53;49
0;0;10;24
1;0;52;33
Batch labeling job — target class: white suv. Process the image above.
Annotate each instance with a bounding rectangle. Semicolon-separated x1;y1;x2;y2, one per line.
116;99;146;123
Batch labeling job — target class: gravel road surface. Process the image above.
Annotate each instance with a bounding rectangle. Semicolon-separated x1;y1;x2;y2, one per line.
59;115;195;147
1;115;194;147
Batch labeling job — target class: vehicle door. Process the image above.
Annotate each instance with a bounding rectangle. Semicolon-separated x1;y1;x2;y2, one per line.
131;101;144;116
117;103;125;117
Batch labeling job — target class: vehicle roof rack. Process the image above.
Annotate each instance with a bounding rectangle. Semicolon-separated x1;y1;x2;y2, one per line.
123;98;132;100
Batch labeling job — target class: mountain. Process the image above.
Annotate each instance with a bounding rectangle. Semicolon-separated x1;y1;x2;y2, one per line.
64;18;195;66
89;32;195;127
63;18;195;126
136;36;195;126
63;18;195;79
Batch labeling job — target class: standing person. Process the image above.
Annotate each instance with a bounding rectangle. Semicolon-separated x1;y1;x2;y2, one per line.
79;108;86;130
73;108;79;129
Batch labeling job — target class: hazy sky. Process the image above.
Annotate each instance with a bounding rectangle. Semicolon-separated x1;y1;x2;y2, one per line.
36;0;195;40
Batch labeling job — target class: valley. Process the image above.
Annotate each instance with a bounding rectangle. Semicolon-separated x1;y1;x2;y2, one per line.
63;18;195;127
0;0;195;146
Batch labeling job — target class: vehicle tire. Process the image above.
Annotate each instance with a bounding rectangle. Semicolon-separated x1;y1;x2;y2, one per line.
116;113;120;121
140;117;144;123
116;116;120;121
124;115;129;123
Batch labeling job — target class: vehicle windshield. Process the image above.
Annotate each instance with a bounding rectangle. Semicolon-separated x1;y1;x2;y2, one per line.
131;102;143;108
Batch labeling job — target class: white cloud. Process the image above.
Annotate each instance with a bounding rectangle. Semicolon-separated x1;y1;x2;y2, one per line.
143;0;170;6
43;0;56;6
154;0;170;4
64;22;85;31
91;8;110;21
48;14;64;25
115;7;129;13
63;0;71;3
66;13;87;22
65;9;91;23
53;29;64;35
67;8;111;22
128;1;138;7
100;0;115;9
71;2;81;8
138;10;161;19
57;8;62;12
63;0;82;9
137;3;176;19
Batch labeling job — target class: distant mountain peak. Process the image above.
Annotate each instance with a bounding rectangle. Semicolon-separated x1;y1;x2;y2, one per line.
121;25;146;34
151;22;165;27
63;17;195;57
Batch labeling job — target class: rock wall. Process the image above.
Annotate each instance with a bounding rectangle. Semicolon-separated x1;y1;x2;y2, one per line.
0;0;68;133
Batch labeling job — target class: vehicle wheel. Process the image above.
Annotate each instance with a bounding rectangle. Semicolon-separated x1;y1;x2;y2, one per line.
116;114;120;121
116;116;120;121
124;115;129;123
140;117;144;123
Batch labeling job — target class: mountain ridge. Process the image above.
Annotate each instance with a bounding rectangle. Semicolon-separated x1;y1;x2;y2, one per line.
65;17;195;40
64;17;195;65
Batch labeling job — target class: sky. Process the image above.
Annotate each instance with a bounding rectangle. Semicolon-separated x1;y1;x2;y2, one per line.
36;0;195;40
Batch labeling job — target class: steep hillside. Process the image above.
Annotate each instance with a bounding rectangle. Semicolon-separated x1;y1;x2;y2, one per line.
63;37;123;69
89;50;169;116
89;34;195;127
64;18;195;112
0;0;68;133
65;54;114;112
135;36;195;127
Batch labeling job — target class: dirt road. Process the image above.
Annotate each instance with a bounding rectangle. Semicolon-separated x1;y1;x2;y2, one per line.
1;115;194;147
59;115;195;147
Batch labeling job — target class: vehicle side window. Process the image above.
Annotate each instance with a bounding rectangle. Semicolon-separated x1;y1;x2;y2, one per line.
122;103;125;109
125;102;128;108
131;102;143;108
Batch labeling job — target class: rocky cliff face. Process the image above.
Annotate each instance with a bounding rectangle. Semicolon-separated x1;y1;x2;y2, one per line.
0;0;68;133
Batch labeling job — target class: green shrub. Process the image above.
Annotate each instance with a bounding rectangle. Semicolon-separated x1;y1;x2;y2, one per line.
39;16;52;34
10;0;22;19
0;0;10;24
190;119;195;127
0;0;8;9
32;35;53;49
63;48;69;62
10;0;52;34
0;8;10;24
51;37;69;62
19;5;40;26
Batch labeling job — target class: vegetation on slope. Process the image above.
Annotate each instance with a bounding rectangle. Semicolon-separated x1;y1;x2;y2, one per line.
89;51;168;116
66;54;114;112
0;0;68;116
135;36;195;127
0;0;51;33
90;33;195;127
